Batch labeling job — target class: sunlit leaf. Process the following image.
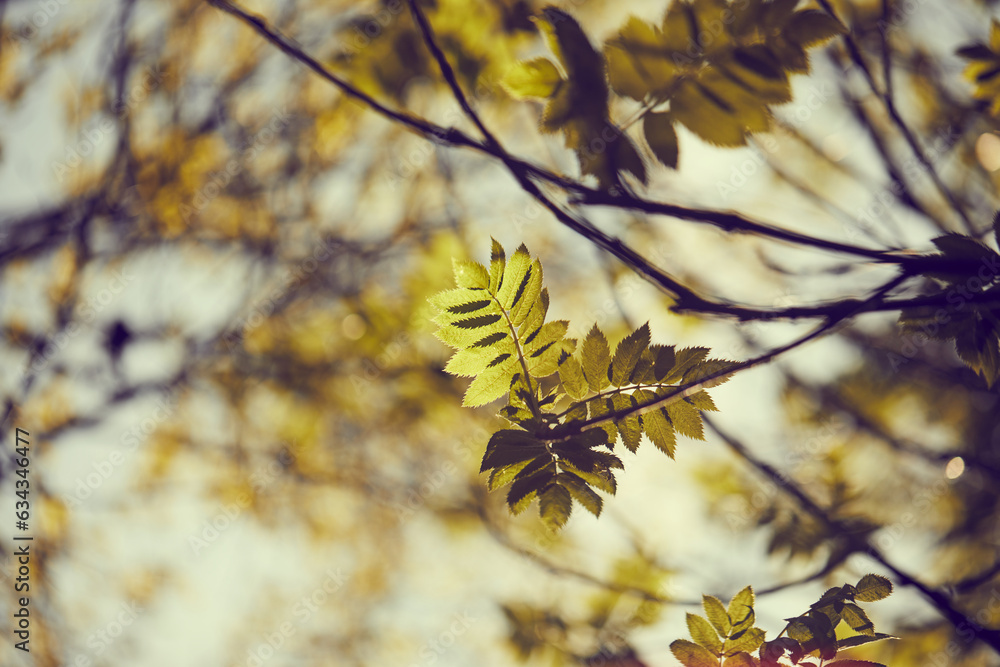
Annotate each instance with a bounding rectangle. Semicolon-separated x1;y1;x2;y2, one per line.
703;595;732;636
783;10;846;47
853;574;893;602
687;612;724;654
502;57;564;99
671;639;719;667
539;483;573;530
583;324;612;391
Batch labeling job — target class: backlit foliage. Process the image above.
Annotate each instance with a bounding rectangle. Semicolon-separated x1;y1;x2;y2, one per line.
898;218;1000;388
671;576;895;667
6;0;1000;664
431;241;735;528
503;0;845;179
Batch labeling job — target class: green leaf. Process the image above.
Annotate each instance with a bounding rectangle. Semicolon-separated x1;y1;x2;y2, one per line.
670;639;719;667
429;287;494;320
559;472;603;517
854;574;893;602
489;238;505;294
444;336;515;377
783;9;847;47
511;259;544;327
488;459;533;491
611;323;651;386
498;244;534;310
729;605;755;637
663;347;710;383
604;16;679;100
452;259;490;289
524;320;570;355
539;483;573;530
508;489;537;515
703;595;732;636
671;79;749;147
559;356;589;399
651;344;676;380
584;395;618;445
667;400;704;440
582;325;612;391
481;430;548;473
463;353;522;407
643;112;679;168
836;633;897;650
502;57;564;99
824;661;887;667
687;390;718;412
507;459;555;510
722;652;757;667
558;460;617;495
684;358;739;388
527;335;575;378
727;586;755;629
842;603;875;635
641;405;677;457
724;46;792;103
725;627;765;654
955;321;1000;387
687;613;723;655
612;394;642;453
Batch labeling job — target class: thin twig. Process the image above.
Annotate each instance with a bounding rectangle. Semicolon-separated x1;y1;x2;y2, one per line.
550;274;910;437
817;0;977;234
706;417;1000;654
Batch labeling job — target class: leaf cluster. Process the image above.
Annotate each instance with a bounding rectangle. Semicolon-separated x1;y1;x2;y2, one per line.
957;19;1000;115
502;8;647;190
430;241;735;529
670;575;895;667
503;0;845;177
670;586;766;667
898;222;1000;387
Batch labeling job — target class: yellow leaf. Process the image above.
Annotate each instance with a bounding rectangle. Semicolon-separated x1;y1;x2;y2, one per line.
604;16;679;100
643;112;679;168
502;57;564;99
671;79;749;147
783;10;847;48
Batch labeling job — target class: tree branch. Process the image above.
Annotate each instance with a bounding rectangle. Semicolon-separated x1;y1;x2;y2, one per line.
706;417;1000;655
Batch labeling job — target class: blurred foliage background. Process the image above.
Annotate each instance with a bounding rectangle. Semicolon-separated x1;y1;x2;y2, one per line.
1;0;1000;665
